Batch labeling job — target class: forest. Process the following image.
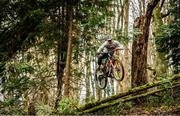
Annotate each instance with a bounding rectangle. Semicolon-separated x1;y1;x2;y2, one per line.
0;0;180;115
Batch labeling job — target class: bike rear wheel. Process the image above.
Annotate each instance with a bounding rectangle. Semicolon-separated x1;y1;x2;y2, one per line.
95;69;107;89
113;60;124;81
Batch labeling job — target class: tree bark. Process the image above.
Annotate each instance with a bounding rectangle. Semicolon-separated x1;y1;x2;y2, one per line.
122;0;130;92
90;51;96;100
64;4;73;97
131;0;160;104
86;52;91;103
54;5;66;111
117;0;124;31
54;40;65;111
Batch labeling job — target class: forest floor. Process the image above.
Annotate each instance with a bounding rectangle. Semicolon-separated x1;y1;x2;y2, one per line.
91;101;180;115
117;105;180;115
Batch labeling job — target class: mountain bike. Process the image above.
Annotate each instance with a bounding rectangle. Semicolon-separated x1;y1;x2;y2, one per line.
95;50;124;89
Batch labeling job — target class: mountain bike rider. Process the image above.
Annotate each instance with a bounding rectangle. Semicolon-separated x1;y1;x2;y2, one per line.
96;35;123;70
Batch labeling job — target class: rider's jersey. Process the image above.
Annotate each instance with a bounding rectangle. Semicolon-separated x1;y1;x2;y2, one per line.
97;40;123;53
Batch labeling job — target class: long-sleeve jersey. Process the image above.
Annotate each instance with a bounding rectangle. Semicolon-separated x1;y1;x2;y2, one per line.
97;40;123;53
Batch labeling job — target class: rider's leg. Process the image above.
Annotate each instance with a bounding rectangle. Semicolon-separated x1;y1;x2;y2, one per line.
98;53;108;70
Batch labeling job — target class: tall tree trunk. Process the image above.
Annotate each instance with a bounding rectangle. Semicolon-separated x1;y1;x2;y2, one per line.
117;0;123;31
54;4;67;111
64;4;73;97
116;0;124;93
54;37;64;111
131;0;160;104
112;0;116;35
85;52;91;103
122;0;129;92
90;51;96;100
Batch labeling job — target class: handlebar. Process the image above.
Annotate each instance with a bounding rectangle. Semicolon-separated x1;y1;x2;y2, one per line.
98;48;123;56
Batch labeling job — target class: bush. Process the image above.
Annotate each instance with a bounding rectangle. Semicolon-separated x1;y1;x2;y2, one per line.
35;102;52;115
58;97;77;115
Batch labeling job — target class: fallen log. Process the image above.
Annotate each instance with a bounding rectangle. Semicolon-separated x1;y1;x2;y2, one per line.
78;74;180;111
80;82;180;114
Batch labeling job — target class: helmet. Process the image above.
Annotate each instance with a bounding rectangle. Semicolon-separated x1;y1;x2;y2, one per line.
106;34;112;41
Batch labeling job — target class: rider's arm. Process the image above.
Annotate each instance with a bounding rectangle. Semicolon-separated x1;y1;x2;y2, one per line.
114;41;123;51
97;42;107;53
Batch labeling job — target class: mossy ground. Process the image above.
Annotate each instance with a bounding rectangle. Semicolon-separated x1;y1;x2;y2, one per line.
90;95;180;115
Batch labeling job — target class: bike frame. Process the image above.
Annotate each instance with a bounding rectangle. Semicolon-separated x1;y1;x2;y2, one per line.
105;53;116;77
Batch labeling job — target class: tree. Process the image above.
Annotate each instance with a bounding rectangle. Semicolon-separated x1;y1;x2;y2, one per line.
131;0;160;104
122;0;130;92
64;1;74;97
54;4;65;110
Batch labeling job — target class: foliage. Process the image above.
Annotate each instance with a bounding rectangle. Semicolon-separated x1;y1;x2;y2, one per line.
79;0;112;42
35;101;52;115
58;97;78;115
0;61;35;115
155;1;180;73
115;102;133;114
147;81;177;108
117;34;131;44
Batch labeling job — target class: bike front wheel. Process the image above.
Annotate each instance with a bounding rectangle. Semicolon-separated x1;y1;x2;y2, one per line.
112;60;124;81
95;69;107;89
